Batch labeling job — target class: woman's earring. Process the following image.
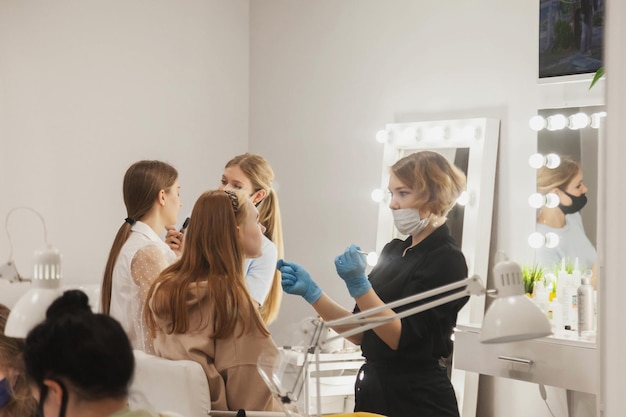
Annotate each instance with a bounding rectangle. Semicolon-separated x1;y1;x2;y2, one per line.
432;216;439;227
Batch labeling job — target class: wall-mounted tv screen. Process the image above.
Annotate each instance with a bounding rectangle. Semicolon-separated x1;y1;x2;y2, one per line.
539;0;604;80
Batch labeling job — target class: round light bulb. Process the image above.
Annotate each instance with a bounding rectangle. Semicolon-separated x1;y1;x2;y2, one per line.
371;188;386;203
528;193;545;209
529;153;545;169
545;192;559;208
400;127;417;142
375;130;389;143
366;252;379;267
528;232;545;249
544;153;561;169
460;125;477;140
544;232;560;248
591;111;607;128
568;112;590;130
456;191;469;206
547;114;568;131
426;126;446;141
529;115;547;131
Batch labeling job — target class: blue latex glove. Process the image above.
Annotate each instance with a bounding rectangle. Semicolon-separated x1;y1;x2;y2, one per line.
334;244;371;298
277;259;322;304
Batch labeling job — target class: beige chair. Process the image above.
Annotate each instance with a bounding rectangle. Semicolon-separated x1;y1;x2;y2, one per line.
131;350;293;417
130;350;211;417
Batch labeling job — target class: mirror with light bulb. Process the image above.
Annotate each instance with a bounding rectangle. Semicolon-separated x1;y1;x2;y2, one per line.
527;105;604;340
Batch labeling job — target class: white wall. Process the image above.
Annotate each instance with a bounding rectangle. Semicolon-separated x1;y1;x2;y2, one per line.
249;1;604;416
0;0;250;284
2;1;622;416
601;1;626;416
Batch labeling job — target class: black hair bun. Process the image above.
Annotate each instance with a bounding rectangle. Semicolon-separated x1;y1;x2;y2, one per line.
46;290;92;320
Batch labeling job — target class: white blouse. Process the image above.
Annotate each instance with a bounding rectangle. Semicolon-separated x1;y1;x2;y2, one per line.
109;221;177;353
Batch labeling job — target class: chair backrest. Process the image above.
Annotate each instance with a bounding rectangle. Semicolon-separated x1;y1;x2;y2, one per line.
130;350;210;417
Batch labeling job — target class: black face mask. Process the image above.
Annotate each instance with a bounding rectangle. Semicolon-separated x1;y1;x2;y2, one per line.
559;190;588;214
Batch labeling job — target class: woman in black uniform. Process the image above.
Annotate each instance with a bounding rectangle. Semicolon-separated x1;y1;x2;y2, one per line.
278;150;468;417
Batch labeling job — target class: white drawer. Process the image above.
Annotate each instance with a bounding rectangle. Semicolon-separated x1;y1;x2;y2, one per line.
453;327;598;394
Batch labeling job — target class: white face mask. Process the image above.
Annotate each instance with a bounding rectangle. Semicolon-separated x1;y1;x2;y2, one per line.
392;208;430;236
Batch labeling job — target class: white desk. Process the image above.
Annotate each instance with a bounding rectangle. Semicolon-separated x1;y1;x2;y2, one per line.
453;324;598;416
280;348;364;415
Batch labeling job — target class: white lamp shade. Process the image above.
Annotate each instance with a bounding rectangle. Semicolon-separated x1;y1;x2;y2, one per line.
481;294;553;343
5;287;63;338
480;253;552;343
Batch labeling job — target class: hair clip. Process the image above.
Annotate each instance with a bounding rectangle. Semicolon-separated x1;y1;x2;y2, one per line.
224;190;239;212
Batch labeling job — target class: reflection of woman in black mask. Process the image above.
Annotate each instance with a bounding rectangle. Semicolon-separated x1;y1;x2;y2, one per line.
23;290;165;417
536;155;597;286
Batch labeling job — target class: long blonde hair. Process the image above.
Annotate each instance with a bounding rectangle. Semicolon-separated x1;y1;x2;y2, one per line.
145;190;268;339
0;305;38;417
391;150;467;217
225;153;284;324
101;160;178;314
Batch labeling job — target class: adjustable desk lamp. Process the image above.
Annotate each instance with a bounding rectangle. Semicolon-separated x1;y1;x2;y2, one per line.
0;207;63;338
257;256;552;417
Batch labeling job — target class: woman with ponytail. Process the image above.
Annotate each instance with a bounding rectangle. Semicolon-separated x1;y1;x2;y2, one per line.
101;160;182;353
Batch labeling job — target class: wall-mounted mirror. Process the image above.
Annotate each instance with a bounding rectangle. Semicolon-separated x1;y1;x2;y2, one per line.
535;106;603;248
529;106;604;285
374;118;500;324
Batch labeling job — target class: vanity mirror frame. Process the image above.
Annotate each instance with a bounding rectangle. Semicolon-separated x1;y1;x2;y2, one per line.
374;117;500;325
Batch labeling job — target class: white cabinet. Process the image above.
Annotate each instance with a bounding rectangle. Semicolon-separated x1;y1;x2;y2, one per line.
453;324;598;416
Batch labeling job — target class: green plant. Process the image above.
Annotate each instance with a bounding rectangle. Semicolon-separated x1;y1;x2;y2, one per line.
521;263;545;295
550;257;575;276
589;66;604;90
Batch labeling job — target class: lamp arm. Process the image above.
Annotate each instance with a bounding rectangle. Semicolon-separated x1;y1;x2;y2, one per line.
321;275;484;345
325;275;484;330
277;276;485;413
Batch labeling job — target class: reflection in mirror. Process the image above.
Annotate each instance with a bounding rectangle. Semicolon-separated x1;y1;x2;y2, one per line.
530;106;604;282
375;118;500;325
527;107;604;361
536;106;603;244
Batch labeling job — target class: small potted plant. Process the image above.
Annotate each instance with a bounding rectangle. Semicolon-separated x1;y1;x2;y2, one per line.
521;263;545;297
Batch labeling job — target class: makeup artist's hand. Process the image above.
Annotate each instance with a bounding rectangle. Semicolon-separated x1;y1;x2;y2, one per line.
165;226;184;257
277;259;322;304
335;244;371;298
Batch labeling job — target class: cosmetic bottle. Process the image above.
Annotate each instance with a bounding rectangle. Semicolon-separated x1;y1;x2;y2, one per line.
558;261;575;329
577;276;595;337
548;297;563;335
556;259;567;301
571;258;582;288
533;281;549;315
